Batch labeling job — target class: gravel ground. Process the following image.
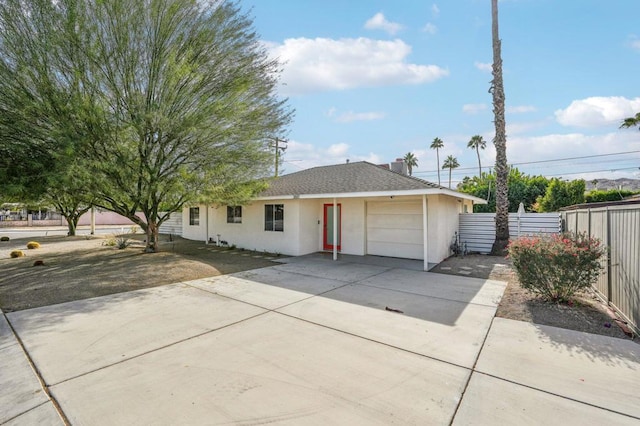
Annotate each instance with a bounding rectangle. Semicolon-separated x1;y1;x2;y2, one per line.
431;254;637;342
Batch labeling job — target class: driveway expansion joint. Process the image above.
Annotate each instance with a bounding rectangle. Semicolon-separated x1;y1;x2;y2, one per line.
449;314;497;425
471;370;640;422
3;311;69;425
355;282;502;309
48;310;270;387
1;401;51;426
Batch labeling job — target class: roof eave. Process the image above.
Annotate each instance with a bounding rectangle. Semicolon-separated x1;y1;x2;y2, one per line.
257;188;487;203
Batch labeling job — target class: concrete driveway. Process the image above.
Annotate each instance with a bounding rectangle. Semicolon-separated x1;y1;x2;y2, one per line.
2;256;639;425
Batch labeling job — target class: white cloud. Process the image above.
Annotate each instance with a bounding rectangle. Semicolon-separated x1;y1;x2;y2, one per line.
431;4;440;17
507;105;536;114
474;61;492;72
629;35;640;51
422;23;437;34
462;103;488;114
283;140;383;172
505;120;547;135
283;131;640;182
327;143;349;156
364;12;403;35
268;37;449;95
555;96;640;128
481;131;640;179
335;111;386;123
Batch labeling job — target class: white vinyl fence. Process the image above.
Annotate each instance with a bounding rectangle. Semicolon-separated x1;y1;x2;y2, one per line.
159;212;182;237
458;213;561;254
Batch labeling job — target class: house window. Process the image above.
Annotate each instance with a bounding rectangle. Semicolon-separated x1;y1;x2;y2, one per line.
227;206;242;224
189;207;199;226
264;204;284;232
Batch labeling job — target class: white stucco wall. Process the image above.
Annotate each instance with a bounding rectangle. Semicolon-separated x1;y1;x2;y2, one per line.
209;201;301;255
298;200;321;254
463;199;474;214
427;194;462;263
181;193;471;262
181;201;323;256
181;206;207;242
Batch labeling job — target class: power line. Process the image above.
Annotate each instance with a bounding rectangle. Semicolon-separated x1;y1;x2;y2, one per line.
417;161;640;182
545;166;640;178
412;150;640;175
420;164;640;181
506;150;640;167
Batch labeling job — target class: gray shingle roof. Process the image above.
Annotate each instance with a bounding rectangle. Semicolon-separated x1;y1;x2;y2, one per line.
260;161;444;197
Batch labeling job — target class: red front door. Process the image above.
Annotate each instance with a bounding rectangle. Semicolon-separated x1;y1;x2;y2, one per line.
323;204;341;251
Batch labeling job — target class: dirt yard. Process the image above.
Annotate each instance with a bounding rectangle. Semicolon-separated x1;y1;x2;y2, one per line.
1;235;637;343
431;254;637;342
0;234;279;312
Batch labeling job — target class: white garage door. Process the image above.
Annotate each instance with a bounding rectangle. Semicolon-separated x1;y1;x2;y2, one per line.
366;201;424;260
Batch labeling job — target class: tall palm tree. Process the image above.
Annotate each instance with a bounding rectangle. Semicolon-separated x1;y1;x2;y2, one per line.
430;137;444;185
442;155;459;189
620;112;640;130
467;135;486;177
490;0;509;255
403;152;418;176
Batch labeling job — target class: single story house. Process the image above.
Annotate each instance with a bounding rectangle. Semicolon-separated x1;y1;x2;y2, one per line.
181;160;486;270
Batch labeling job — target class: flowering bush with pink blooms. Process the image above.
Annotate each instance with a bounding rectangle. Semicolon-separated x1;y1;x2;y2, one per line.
508;232;606;302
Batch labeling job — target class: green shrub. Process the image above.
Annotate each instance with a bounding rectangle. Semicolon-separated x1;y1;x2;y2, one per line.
26;241;41;249
10;250;24;258
115;235;132;250
585;189;639;203
0;236;9;241
508;232;605;302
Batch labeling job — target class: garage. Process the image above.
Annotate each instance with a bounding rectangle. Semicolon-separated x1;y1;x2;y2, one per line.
366;201;424;260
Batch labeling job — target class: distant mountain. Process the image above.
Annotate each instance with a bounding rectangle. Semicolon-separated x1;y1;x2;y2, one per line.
585;178;640;191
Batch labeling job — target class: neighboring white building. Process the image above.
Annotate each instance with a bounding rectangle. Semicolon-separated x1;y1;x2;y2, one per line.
181;161;485;270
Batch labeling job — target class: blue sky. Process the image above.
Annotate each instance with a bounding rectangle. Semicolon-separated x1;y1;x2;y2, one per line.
241;0;640;186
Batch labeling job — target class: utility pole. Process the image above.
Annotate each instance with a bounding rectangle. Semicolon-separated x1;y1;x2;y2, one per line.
271;138;288;177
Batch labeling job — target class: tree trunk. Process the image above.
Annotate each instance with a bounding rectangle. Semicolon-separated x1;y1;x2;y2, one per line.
449;168;452;189
476;147;482;177
145;220;159;253
490;0;510;255
436;149;441;186
65;216;77;236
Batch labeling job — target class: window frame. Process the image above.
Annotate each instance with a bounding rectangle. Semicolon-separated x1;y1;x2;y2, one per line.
264;204;284;232
226;206;242;224
189;207;200;226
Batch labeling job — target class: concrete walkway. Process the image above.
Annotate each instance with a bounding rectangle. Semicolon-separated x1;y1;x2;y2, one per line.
2;257;639;425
